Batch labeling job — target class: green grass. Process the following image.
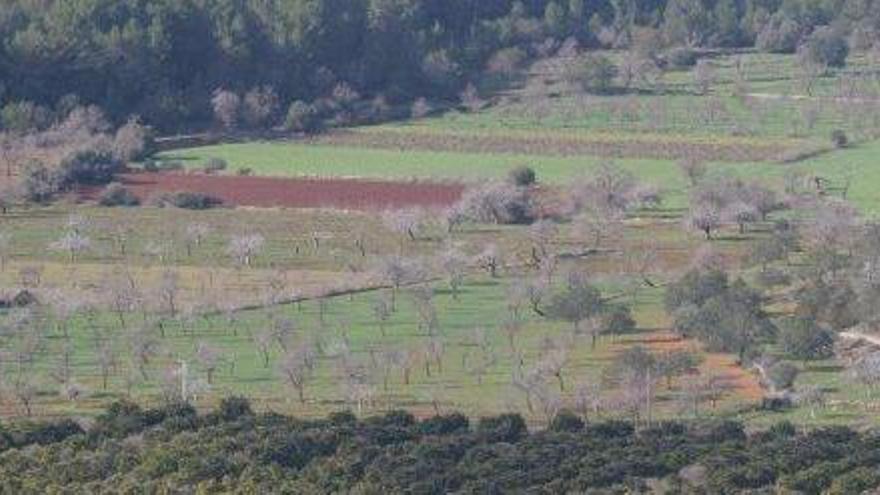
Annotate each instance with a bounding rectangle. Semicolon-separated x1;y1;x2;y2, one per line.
160;141;799;209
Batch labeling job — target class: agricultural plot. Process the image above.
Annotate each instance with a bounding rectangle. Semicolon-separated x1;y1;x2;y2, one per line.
4;49;880;429
0;209;767;422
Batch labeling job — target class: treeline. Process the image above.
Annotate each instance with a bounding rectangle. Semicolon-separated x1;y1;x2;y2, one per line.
0;398;878;493
0;0;876;132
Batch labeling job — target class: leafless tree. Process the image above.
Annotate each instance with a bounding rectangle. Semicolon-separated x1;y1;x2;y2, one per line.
438;245;467;299
382;208;422;242
96;338;117;390
374;255;427;310
253;328;274;369
801;198;860;251
574;208;624;251
678;157;707;187
685;202;722;240
795;384;827;419
104;271;141;328
797;55;826;96
211;88;241;130
693;59;716;95
184;223;210;257
112;117;150;162
423;337;445;377
475;243;501;277
156;269;180;321
227;233;265;267
410;284;439;336
573;379;603;421
724;201;759;234
464;327;497;386
129;324;160;381
196;341;222;384
372;290;393;336
459;83;485;112
0;231;11;271
242;85;280;128
537;340;570;392
50;230;91;263
411;97;432;119
143;239;174;266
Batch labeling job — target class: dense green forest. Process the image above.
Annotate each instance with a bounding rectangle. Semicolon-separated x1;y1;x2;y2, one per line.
1;0;878;131
0;398;877;493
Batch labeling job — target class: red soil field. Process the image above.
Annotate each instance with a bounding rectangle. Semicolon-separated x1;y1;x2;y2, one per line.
80;172;465;210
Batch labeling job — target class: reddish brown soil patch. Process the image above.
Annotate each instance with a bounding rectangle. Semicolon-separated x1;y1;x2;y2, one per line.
80;172;465;210
614;330;764;402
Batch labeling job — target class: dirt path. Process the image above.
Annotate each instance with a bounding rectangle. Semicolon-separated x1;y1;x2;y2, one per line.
840;330;880;348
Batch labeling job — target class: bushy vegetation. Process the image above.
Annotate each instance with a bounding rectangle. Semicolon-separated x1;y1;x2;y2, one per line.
98;183;140;207
0;0;874;132
152;191;224;210
0;401;878;494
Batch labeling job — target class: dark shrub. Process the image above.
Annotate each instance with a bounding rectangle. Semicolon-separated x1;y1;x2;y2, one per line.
665;47;698;68
798;27;849;68
761;396;794;411
92;400;146;438
549;410;584;433
153;191;223;209
20;164;62;203
218;397;253;421
59;149;122;186
831;129;847;148
508;165;536;186
768;361;799;390
10;419;83;447
328;410;357;426
98;182;140;207
236;167;253;176
584;420;634;440
419;413;470;436
566;53;618;94
378;410;416;428
477;414;527;443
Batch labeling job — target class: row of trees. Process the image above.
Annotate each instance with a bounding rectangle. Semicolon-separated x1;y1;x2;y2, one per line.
0;399;877;493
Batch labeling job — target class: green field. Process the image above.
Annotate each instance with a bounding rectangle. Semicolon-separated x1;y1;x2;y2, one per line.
8;49;880;427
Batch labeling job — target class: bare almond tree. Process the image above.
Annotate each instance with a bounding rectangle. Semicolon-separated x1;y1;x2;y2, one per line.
112;117;150;162
50;231;91;263
411;97;432;119
212;88;240;130
460;83;485;112
374;255;427;310
157;269;180;321
438;245;467;299
372;291;393;336
196;341;222;384
252;328;274;368
242;85;280;129
227;233;265;268
678;157;707;187
184;223;210;257
693;59;716;95
475;243;501;278
382;208;423;243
